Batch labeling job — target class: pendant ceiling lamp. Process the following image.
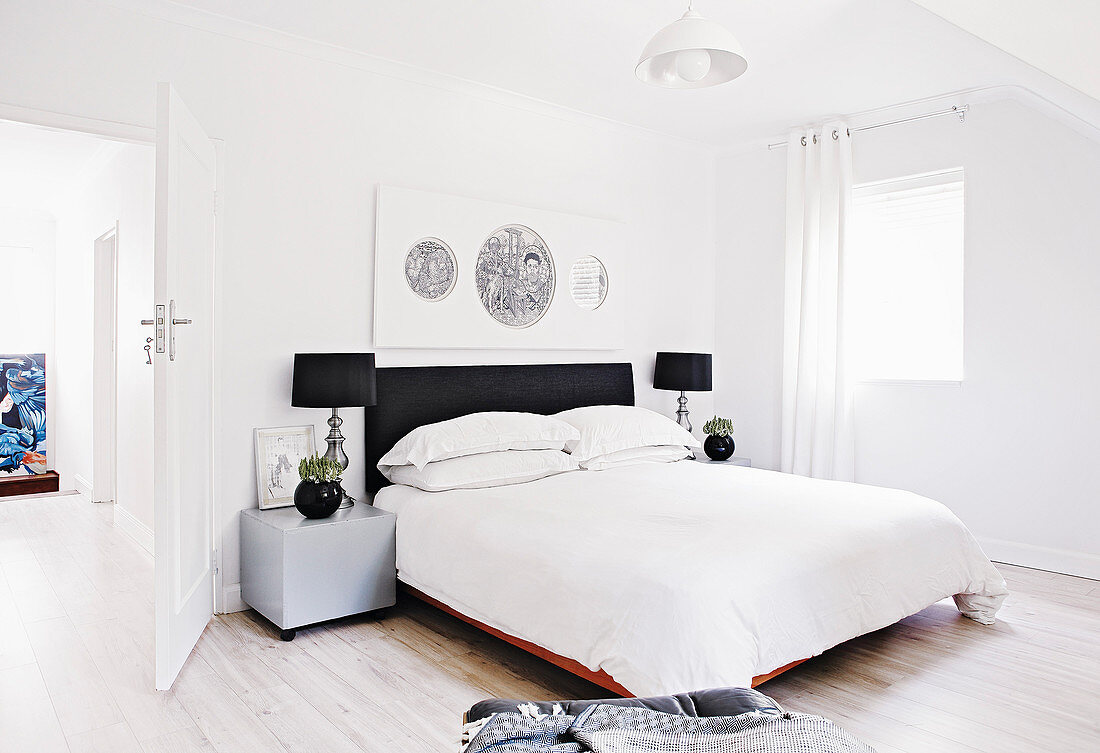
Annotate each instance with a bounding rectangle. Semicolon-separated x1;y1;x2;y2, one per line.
636;1;748;89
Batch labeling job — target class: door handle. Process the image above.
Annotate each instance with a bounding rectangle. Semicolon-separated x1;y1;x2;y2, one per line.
168;300;194;361
141;319;155;326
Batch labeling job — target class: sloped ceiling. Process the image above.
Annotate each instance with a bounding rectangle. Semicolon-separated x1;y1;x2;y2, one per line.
136;0;1094;146
910;0;1100;104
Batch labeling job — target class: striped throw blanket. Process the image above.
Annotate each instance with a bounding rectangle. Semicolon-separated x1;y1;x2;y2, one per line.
464;703;875;753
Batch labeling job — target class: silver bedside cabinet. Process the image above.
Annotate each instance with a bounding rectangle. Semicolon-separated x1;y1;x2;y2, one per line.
240;502;396;641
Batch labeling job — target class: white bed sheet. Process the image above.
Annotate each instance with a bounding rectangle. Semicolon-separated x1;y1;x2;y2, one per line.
375;461;1007;696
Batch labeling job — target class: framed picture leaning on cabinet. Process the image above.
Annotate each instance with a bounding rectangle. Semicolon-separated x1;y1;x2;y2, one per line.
254;425;316;509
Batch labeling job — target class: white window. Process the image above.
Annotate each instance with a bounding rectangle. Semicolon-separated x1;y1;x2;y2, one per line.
847;169;964;382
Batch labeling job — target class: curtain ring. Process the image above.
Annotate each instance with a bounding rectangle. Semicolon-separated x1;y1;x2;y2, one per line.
812;133;818;144
832;129;839;140
800;135;807;147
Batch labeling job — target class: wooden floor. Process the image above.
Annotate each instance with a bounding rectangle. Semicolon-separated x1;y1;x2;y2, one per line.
1;493;1097;752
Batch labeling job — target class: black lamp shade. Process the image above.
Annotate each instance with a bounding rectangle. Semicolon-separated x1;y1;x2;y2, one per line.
292;353;377;408
653;352;712;392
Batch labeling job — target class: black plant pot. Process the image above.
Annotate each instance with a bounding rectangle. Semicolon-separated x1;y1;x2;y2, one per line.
293;480;342;519
704;434;735;461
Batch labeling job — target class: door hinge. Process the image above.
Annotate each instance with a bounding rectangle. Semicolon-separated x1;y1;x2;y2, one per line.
213;190;220;216
212;548;219;576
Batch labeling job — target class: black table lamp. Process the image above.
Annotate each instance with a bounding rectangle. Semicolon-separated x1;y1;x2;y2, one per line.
653;352;712;433
292;353;377;507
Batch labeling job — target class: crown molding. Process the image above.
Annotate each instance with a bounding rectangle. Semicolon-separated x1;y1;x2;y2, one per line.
101;0;717;154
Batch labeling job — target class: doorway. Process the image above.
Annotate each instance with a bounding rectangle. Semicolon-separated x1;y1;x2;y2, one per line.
0;117;155;545
1;89;222;692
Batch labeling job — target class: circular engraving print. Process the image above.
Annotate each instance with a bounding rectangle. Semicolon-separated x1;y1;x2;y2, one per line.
475;225;555;328
569;255;608;310
404;237;457;301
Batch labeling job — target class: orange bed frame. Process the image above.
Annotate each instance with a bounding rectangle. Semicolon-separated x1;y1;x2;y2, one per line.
402;583;806;697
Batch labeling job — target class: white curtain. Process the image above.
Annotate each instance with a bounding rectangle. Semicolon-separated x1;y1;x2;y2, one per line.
780;122;855;481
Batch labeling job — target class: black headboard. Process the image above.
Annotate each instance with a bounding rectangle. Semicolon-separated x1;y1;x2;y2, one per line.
364;362;635;494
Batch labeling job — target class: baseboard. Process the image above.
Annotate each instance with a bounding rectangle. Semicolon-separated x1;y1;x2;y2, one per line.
73;474;93;498
113;505;154;556
222;583;247;614
0;490;78;502
979;536;1100;581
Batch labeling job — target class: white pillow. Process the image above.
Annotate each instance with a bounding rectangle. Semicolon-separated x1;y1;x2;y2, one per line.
378;411;580;470
581;444;693;471
555;405;700;463
381;449;578;492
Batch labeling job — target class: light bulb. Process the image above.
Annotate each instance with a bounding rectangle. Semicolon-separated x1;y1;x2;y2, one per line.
676;48;711;82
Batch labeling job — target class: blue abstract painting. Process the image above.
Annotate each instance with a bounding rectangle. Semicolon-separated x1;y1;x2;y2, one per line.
0;354;46;475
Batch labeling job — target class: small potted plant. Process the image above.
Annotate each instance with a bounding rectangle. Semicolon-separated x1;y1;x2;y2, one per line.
294;454;344;519
702;416;736;461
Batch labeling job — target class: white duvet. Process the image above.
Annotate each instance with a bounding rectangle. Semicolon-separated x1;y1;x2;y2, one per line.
375;461;1008;696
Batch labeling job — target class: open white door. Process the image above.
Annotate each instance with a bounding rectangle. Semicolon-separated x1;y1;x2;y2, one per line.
153;83;217;691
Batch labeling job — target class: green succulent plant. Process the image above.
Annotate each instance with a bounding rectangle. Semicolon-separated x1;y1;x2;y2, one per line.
702;415;734;438
297;454;344;484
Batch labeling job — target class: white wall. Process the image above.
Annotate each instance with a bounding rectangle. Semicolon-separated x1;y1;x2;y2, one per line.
0;0;717;607
713;147;788;473
717;96;1100;578
0;208;56;471
51;144;155;534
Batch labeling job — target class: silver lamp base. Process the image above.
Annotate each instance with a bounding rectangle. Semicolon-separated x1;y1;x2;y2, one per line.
674;390;692;433
323;407;355;509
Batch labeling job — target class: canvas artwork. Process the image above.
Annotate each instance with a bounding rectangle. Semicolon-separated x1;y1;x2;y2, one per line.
0;354;47;476
475;224;555;328
254;426;316;509
375;186;625;349
569;255;609;310
404;237;457;301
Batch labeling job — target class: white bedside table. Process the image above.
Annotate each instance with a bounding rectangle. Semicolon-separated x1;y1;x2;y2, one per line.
693;454;751;467
240;502;396;640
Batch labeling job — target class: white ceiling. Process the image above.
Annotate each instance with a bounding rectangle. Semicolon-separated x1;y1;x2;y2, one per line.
161;0;1096;146
911;0;1100;105
0;120;120;211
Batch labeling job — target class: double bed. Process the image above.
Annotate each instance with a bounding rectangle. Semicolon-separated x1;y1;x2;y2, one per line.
365;362;1007;696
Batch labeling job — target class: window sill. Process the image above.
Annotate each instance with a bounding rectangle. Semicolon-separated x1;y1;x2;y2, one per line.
855;379;962;387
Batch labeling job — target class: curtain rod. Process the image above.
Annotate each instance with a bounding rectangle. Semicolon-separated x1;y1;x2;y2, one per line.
766;105;969;150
